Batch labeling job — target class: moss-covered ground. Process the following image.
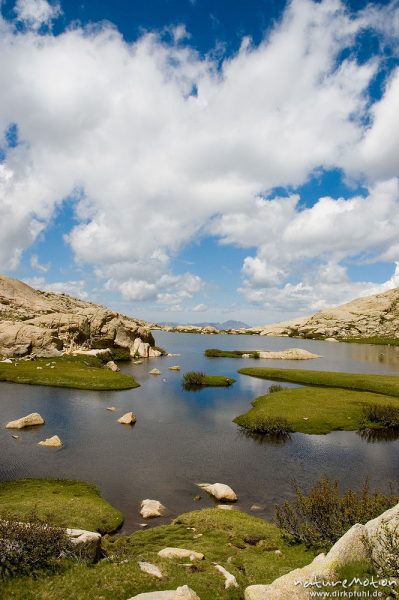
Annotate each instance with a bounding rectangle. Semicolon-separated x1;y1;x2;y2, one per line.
235;368;399;434
0;479;123;534
0;508;315;600
0;355;139;390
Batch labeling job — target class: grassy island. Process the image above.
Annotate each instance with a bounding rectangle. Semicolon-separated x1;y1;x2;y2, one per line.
0;355;139;390
235;368;399;435
0;479;123;534
205;348;260;358
182;371;235;389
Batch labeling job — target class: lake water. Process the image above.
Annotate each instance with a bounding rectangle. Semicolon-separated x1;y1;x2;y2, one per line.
1;332;399;533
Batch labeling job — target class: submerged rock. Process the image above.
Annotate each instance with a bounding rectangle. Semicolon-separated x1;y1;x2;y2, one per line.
149;368;161;375
140;499;165;519
6;412;44;429
168;365;181;371
197;483;237;502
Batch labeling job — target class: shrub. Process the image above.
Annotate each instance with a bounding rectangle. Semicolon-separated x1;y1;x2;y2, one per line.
363;520;399;579
268;384;286;394
237;415;292;435
275;477;399;550
182;371;206;388
363;403;399;428
0;512;72;578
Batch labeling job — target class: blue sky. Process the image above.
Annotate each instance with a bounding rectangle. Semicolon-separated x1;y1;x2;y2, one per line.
0;0;399;325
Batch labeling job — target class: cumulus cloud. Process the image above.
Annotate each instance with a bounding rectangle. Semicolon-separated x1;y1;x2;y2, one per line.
14;0;61;30
0;0;398;315
25;276;88;298
30;254;49;272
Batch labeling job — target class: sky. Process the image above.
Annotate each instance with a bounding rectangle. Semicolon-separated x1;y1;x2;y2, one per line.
0;0;399;326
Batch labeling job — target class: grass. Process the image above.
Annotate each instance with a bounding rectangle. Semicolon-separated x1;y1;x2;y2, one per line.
238;367;399;397
0;508;315;600
234;387;399;434
0;355;139;390
205;349;260;358
182;371;235;389
0;479;123;534
338;336;399;346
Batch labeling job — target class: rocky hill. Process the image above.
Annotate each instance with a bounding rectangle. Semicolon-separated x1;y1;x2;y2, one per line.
251;288;399;340
0;275;160;359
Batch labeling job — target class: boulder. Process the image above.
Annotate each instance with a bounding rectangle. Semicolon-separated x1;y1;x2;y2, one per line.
140;499;165;519
38;435;63;448
118;412;137;425
158;548;204;561
66;528;101;562
138;561;163;579
149;368;161;375
197;483;237;502
128;586;200;600
257;349;320;360
105;360;120;372
6;412;45;429
214;564;239;589
168;366;181;371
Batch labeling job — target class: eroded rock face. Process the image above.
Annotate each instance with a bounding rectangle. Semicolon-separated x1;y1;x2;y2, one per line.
255;288;399;340
0;275;158;358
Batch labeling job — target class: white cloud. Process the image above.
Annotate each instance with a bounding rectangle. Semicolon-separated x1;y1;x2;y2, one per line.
25;276;88;298
30;254;49;272
192;303;207;312
14;0;61;30
0;0;398;315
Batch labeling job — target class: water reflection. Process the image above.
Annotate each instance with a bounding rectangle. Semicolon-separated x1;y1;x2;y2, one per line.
237;427;292;445
357;428;399;443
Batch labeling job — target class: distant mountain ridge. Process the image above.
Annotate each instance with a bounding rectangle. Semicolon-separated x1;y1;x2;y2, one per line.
249;288;399;340
159;320;250;330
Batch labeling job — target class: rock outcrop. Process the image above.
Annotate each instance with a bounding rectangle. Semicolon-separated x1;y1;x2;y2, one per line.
245;501;399;599
0;275;160;359
252;288;399;340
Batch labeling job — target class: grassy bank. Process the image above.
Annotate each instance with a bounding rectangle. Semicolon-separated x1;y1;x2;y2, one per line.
0;355;139;390
338;336;399;346
1;508;315;600
205;348;260;358
238;367;399;397
0;479;123;534
234;387;399;434
235;368;399;434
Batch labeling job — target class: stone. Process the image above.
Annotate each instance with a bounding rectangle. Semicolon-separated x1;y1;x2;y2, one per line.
117;412;137;425
106;406;117;411
257;349;320;360
149;368;161;375
158;548;204;561
38;435;63;448
127;586;200;599
214;564;239;589
66;528;101;562
6;412;45;429
217;504;233;510
105;360;120;372
140;499;165;519
168;366;181;371
197;483;237;502
138;561;163;579
134;360;143;364
250;504;264;511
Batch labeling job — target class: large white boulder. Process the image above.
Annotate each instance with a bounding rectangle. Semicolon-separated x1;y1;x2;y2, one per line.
197;483;237;502
158;548;204;561
6;412;44;429
140;499;165;519
128;586;200;599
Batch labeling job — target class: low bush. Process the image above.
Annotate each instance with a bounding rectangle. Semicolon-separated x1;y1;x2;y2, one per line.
275;477;399;550
363;520;399;579
237;415;292;435
0;512;72;578
182;371;206;387
268;384;286;394
363;403;399;428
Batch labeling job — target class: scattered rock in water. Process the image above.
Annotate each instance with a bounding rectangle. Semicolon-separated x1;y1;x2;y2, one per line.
140;499;165;519
197;482;237;502
6;412;45;429
38;435;63;448
242;353;251;358
138;523;149;528
127;585;200;599
214;564;239;589
168;365;181;371
193;495;201;502
250;504;264;512
149;368;161;375
106;406;117;411
117;412;137;425
105;360;120;372
134;360;143;365
325;337;338;342
257;348;321;360
138;561;163;579
66;528;101;562
217;504;233;510
11;435;19;439
158;548;204;561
